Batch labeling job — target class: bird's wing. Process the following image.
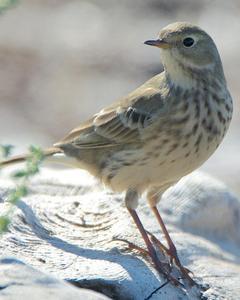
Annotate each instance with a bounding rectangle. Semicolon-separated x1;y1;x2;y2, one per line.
55;86;167;149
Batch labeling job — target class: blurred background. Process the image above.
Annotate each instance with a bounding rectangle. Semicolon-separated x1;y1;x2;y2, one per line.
0;0;240;193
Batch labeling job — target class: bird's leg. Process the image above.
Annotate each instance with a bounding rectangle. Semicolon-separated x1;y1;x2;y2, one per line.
147;190;196;286
125;190;164;269
125;189;180;286
151;205;195;285
151;205;179;262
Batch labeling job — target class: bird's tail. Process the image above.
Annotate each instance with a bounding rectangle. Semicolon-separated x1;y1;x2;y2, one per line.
0;147;62;167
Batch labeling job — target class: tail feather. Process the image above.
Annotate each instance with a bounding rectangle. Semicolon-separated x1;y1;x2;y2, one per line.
0;147;62;167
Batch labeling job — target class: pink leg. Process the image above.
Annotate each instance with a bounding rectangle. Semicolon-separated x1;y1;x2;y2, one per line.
151;205;196;286
125;190;180;286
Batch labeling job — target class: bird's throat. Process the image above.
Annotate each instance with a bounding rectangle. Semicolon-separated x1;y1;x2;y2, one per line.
162;51;198;89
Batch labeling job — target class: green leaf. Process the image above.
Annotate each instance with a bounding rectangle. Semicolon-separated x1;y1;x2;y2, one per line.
17;185;28;198
0;144;46;235
8;185;28;204
0;0;18;12
29;145;43;156
26;162;39;175
0;144;14;158
12;170;28;178
0;216;10;232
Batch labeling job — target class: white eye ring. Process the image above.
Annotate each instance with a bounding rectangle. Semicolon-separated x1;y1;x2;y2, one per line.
183;37;195;47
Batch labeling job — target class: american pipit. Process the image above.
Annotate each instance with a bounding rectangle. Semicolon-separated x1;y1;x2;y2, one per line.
1;22;233;286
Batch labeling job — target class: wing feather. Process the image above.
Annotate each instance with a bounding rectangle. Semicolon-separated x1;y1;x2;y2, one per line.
55;84;167;150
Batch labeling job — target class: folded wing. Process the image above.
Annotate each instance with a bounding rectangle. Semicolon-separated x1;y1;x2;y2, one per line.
55;86;166;149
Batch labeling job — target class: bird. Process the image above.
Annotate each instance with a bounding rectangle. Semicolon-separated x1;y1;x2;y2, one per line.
1;22;233;286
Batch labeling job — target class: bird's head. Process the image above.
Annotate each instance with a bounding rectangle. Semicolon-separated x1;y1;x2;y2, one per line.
145;22;225;86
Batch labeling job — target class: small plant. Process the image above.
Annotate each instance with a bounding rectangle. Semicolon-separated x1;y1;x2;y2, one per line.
0;144;14;158
0;145;44;233
0;0;18;13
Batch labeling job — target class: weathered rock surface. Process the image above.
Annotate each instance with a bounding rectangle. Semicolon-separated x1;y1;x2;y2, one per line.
0;257;110;300
0;168;240;299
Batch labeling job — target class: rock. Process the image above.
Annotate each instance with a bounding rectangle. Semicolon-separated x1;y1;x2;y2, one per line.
0;257;110;300
0;168;240;299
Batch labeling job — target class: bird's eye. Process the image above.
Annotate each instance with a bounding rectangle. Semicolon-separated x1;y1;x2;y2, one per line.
183;37;195;47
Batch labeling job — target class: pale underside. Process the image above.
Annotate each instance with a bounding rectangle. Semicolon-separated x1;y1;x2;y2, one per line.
55;71;232;196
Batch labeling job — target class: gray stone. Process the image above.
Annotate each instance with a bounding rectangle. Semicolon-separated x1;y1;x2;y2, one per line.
0;168;240;299
0;257;110;300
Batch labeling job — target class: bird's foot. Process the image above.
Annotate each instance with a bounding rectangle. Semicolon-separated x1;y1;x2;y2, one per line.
113;237;150;256
113;237;182;286
148;231;197;287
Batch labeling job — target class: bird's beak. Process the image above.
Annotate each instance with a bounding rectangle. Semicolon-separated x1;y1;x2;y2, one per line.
144;39;170;49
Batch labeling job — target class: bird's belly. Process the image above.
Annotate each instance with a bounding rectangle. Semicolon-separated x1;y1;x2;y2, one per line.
101;121;227;193
147;128;226;186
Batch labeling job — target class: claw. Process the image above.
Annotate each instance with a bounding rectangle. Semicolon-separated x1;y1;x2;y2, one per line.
147;231;197;286
113;237;149;256
113;237;183;287
147;231;169;254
